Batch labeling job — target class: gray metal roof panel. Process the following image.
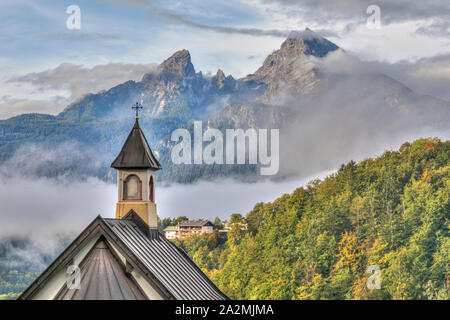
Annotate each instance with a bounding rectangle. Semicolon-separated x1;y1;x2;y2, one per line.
104;218;228;300
55;238;147;300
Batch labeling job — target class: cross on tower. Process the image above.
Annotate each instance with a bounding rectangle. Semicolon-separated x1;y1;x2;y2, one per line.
132;102;143;118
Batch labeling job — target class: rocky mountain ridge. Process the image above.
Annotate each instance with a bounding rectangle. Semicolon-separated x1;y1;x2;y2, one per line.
59;49;264;121
1;28;449;182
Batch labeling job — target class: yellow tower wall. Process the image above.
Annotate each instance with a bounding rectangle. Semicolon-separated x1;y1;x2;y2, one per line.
115;201;157;227
115;169;158;228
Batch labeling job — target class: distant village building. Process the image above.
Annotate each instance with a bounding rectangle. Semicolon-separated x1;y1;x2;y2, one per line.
164;220;214;239
19;105;227;300
162;219;249;240
163;226;178;240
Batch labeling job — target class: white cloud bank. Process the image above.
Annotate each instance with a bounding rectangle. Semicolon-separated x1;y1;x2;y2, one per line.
318;50;450;101
0;176;116;239
157;173;332;220
0;62;157;119
0;172;331;241
0;142;332;241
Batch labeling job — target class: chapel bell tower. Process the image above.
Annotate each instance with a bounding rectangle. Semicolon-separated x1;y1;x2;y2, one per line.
111;103;161;228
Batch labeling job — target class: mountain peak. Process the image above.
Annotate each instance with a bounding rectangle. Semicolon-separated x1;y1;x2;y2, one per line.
158;49;195;77
215;69;226;80
245;28;339;83
241;28;339;100
279;28;339;59
287;28;320;41
212;69;236;90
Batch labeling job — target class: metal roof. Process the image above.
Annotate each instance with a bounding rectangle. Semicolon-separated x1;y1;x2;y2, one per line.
163;226;178;232
19;214;228;300
111;118;161;170
178;220;213;227
55;239;147;300
104;218;228;300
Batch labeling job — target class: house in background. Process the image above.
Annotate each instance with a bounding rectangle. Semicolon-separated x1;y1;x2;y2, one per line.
178;220;214;238
19;111;228;300
163;226;178;239
164;220;214;240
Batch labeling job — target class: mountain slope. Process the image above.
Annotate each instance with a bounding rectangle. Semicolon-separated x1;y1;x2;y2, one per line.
59;50;264;121
243;29;338;101
0;29;449;182
0;49;265;179
155;30;450;182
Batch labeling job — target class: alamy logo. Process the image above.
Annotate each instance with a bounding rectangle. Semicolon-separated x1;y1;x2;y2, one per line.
66;265;81;290
66;5;81;30
366;5;381;30
171;121;279;175
366;265;381;290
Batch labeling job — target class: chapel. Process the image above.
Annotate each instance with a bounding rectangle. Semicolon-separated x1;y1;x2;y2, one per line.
19;107;228;300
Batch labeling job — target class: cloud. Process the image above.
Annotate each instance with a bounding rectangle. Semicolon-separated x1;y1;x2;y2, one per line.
278;92;450;178
0;146;328;272
8;62;157;103
247;0;450;62
0;142;107;180
0;175;115;240
206;49;450;179
40;32;123;42
1;62;158;118
0;96;69;119
0;143;115;241
415;19;450;38
0;235;71;272
272;53;450;177
0;168;114;272
95;0;449;65
0;145;115;273
102;0;450;41
157;174;331;220
0;142;329;242
318;50;450;101
389;55;450;101
258;0;450;28
102;0;292;38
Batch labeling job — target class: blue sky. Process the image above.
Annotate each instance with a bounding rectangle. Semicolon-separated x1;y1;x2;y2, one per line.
0;0;271;73
1;0;450;118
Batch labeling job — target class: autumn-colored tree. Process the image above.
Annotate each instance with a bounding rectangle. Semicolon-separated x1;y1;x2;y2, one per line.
169;139;449;300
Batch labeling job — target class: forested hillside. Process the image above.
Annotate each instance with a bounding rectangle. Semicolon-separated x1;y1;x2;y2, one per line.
0;236;72;300
174;138;449;299
1;138;448;300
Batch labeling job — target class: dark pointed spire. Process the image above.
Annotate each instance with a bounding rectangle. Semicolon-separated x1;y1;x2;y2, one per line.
111;117;161;170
